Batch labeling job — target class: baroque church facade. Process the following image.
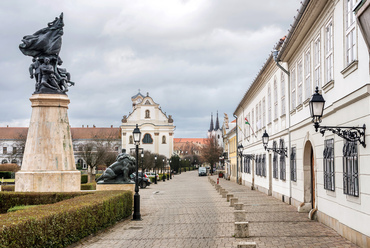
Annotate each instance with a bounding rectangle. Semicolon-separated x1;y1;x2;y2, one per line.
121;92;175;158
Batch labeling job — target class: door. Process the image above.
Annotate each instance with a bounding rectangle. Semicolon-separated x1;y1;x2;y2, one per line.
311;148;315;209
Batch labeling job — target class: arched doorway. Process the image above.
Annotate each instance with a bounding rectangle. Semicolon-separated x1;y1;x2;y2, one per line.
303;141;315;209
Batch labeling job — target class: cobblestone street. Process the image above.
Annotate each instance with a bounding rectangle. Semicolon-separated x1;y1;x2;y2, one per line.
71;171;358;248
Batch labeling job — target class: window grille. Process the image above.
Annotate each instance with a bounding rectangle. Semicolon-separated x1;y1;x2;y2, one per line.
323;139;335;191
142;133;153;144
262;154;266;177
244;156;251;174
273;141;278;179
343;141;359;197
280;139;286;180
290;147;297;182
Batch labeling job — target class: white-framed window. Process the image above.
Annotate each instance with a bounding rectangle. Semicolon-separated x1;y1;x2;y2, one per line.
246;113;250;137
251;109;254;136
345;0;357;65
305;49;311;100
274;76;278;119
297;60;303;105
325;20;334;83
281;71;286;115
268;84;272;123
314;35;321;88
256;103;259;131
262;98;266;127
291;67;296;109
259;101;262;130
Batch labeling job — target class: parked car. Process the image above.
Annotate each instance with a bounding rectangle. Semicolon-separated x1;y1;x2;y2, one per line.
130;172;151;188
198;167;207;176
146;172;159;181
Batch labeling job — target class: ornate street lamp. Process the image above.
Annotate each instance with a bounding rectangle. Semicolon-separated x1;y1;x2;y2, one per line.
169;160;172;179
154;155;157;184
309;86;366;147
179;158;182;174
162;158;166;182
132;124;141;221
262;130;287;157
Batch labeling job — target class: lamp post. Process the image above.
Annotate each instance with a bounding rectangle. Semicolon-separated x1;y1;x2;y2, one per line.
179;158;181;174
162;158;166;182
154;155;157;184
169;160;172;179
262;130;287;157
132;124;141;221
167;159;170;180
309;86;366;147
141;150;144;187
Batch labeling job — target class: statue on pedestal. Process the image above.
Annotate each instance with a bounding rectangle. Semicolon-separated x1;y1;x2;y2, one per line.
19;13;75;94
96;150;136;184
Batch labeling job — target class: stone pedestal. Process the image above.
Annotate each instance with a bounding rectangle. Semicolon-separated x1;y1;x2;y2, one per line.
15;94;81;192
96;183;135;194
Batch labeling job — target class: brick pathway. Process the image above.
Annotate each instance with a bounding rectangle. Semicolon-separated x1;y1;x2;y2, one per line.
70;171;358;248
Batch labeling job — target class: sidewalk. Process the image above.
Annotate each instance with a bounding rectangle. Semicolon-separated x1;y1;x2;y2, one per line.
70;171;357;248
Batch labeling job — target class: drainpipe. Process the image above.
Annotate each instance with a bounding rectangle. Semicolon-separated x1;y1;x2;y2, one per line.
273;50;292;205
233;114;238;183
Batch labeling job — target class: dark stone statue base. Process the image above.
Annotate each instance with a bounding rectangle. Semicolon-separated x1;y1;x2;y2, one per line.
96;175;134;184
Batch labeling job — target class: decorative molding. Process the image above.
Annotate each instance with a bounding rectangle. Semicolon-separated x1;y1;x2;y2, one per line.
122;132;126;136
296;104;303;112
340;60;358;78
303;98;310;107
322;80;334;93
169;133;173;136
154;133;159;136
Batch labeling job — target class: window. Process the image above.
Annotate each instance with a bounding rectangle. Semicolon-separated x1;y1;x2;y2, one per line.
280;139;286;180
268;84;272;123
305;49;311;100
244;156;251;174
314;36;321;88
145;110;150;118
115;146;119;151
246;113;251;137
2;147;7;154
343;141;359;197
255;155;259;176
256;104;259;131
142;133;153;144
129;135;133;144
273;141;278;179
274;76;278;119
281;72;286;115
12;147;17;154
297;61;303;105
291;68;296;109
259;101;262;130
290;147;297;182
346;0;357;65
323;139;335;191
262;98;266;127
325;20;334;83
2;159;8;164
162;135;166;144
252;109;254;137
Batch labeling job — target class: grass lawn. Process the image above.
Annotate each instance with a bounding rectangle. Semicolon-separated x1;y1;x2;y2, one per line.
1;179;15;183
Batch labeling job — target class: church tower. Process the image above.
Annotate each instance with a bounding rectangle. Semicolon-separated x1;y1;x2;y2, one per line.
207;111;223;148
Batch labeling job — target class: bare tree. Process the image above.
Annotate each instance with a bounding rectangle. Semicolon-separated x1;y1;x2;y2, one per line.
200;137;223;174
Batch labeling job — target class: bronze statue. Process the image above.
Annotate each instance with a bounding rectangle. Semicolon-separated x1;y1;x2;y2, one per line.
96;151;136;184
19;13;75;94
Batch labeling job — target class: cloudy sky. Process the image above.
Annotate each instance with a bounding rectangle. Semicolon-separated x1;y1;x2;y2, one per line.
0;0;301;138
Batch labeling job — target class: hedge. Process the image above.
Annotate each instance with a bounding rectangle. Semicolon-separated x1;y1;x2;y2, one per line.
1;185;15;192
80;183;96;191
0;192;88;214
0;190;132;247
81;174;88;184
0;172;12;179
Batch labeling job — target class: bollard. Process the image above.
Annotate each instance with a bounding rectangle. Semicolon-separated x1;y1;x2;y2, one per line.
221;190;228;198
230;197;238;207
234;222;249;238
237;242;256;248
234;210;246;222
234;203;244;210
226;193;234;202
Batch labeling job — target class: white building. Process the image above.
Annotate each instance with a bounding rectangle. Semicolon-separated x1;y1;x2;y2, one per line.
233;0;370;246
121;92;175;158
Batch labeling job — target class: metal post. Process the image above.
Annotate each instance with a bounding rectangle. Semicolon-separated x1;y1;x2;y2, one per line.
133;142;141;220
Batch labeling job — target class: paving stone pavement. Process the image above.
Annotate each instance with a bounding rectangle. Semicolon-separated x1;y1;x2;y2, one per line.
70;171;358;248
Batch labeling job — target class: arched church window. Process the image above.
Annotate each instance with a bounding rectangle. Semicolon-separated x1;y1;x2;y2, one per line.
162;135;166;144
145;110;150;118
2;159;8;164
143;133;153;144
129;135;133;144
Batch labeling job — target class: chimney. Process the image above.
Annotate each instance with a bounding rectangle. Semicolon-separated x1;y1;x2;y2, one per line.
93;125;96;128
82;125;84;128
87;125;89;128
111;125;113;128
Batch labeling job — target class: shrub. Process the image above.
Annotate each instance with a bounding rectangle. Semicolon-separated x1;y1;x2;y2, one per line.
81;174;88;184
81;183;96;190
0;172;12;179
0;191;132;247
1;185;15;192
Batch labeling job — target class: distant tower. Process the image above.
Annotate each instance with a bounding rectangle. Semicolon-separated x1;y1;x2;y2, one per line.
207;111;223;147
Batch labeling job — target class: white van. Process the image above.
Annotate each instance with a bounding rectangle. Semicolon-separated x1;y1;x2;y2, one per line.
198;167;207;176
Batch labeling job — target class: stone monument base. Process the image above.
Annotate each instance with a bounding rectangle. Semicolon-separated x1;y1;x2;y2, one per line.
96;183;135;193
15;171;81;192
